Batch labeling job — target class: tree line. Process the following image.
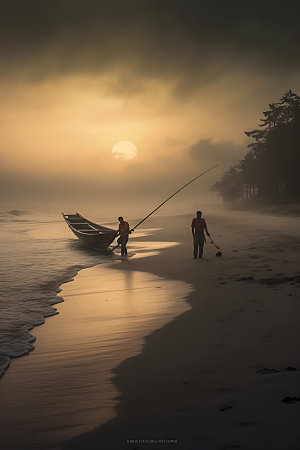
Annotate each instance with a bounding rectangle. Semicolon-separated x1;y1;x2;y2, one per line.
212;90;300;204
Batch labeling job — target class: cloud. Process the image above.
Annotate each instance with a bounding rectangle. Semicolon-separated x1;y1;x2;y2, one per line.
188;138;244;169
1;1;299;214
0;0;299;87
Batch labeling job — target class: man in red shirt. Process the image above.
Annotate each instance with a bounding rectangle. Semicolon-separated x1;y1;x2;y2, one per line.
191;210;210;259
117;216;131;256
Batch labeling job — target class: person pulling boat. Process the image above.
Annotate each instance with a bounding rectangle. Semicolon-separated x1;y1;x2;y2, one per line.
116;216;131;256
63;166;218;253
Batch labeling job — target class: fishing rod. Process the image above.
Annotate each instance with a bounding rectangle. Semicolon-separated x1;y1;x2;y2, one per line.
109;164;218;253
131;164;218;231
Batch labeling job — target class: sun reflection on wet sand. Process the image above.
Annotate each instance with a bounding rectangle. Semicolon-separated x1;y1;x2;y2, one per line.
0;246;192;450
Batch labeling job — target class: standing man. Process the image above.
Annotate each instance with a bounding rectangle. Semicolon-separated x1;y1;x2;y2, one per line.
117;216;131;256
191;210;210;259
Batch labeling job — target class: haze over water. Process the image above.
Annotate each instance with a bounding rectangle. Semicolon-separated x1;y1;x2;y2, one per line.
2;3;299;215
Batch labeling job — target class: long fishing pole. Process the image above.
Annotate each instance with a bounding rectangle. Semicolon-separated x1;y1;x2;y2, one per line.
131;164;218;231
109;164;218;253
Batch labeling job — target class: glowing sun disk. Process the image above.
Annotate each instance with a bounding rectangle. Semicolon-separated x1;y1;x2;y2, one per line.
112;141;138;161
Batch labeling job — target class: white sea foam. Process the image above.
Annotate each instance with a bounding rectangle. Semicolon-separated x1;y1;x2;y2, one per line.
0;211;102;378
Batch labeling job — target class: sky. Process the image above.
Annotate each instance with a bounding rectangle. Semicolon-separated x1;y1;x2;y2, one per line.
1;0;300;216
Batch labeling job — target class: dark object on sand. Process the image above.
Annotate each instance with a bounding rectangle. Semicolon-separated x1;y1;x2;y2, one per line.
281;396;300;404
219;404;233;412
257;368;280;374
208;236;223;257
257;366;297;375
236;276;254;281
62;212;117;250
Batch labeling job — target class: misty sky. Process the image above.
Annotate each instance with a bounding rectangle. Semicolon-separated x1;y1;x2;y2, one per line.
1;1;300;215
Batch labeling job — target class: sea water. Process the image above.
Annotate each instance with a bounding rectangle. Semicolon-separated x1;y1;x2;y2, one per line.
0;210;192;449
0;209;103;377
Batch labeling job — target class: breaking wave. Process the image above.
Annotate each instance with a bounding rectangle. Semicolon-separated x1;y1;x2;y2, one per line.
0;211;103;378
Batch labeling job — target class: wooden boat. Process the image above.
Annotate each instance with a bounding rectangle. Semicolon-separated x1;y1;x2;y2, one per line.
62;212;118;250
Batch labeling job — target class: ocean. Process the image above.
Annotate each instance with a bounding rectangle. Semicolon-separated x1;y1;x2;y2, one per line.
0;209;102;378
0;209;192;449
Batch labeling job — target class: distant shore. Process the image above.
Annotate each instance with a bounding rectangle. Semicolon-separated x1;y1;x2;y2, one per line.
64;210;300;450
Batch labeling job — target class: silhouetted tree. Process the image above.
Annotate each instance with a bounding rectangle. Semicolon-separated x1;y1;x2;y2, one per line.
211;166;243;202
213;90;300;204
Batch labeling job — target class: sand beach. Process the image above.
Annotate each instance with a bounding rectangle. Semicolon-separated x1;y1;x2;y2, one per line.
2;2;300;448
0;221;191;450
1;210;300;450
63;210;300;450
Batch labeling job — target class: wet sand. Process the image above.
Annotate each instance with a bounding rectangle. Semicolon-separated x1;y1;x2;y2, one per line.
0;232;191;450
63;211;300;450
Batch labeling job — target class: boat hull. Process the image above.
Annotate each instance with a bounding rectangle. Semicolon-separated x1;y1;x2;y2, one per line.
62;213;117;251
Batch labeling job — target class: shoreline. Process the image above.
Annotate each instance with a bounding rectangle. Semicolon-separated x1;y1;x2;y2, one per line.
0;226;192;450
63;211;300;450
0;208;112;381
1;210;300;449
0;263;95;380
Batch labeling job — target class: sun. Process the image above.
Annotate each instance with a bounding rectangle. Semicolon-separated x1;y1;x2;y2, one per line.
112;141;138;161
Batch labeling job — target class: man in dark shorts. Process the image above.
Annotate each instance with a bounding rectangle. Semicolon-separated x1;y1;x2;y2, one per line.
117;216;131;256
191;211;210;259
